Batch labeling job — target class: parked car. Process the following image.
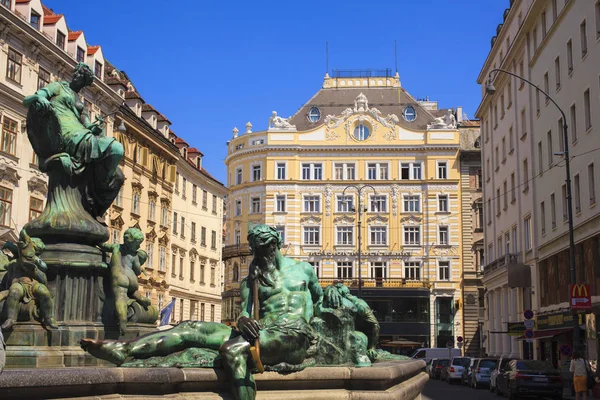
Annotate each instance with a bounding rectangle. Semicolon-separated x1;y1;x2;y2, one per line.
432;359;449;380
462;358;479;385
411;348;461;363
470;358;497;388
425;359;435;377
442;357;471;384
495;359;563;400
490;356;516;392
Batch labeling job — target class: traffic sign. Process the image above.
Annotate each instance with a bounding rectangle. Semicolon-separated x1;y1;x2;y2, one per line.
524;309;534;320
526;339;534;343
457;336;464;343
560;344;572;356
446;340;454;348
524;320;535;329
570;284;592;310
524;329;534;339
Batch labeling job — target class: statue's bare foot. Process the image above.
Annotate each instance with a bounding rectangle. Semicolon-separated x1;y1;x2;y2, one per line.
1;318;15;330
80;338;127;365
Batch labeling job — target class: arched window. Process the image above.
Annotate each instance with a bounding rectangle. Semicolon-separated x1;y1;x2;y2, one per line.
233;262;239;282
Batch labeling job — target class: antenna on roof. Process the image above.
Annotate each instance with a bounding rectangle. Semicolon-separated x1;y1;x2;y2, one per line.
394;39;398;74
325;41;329;76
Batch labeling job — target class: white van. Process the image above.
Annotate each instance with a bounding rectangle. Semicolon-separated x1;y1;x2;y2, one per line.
411;348;461;363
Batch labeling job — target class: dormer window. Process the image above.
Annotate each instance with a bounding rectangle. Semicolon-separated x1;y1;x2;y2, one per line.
94;61;102;79
56;31;66;50
30;11;40;30
76;46;85;63
196;157;201;169
183;148;187;159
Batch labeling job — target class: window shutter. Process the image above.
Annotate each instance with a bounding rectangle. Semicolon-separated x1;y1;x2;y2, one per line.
141;147;149;167
168;164;177;183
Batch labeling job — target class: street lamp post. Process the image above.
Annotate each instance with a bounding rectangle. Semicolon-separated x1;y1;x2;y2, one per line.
342;184;376;298
486;68;579;350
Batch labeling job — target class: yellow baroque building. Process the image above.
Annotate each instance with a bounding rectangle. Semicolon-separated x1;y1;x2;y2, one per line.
223;72;470;348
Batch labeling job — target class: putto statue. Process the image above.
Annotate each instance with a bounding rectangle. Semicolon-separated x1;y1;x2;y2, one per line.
0;229;57;330
81;224;407;400
22;62;125;245
268;111;296;130
100;228;156;335
428;108;457;130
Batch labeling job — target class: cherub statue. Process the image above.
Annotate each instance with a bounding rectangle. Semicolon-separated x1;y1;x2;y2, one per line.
99;227;151;335
0;229;57;330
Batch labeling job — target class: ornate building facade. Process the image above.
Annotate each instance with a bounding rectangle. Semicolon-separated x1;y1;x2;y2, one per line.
223;71;470;347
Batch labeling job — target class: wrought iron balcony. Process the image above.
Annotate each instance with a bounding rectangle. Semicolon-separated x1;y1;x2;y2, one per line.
317;278;429;289
483;253;521;274
483;252;531;288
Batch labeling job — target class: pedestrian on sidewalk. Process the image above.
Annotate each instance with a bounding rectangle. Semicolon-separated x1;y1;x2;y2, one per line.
571;351;589;400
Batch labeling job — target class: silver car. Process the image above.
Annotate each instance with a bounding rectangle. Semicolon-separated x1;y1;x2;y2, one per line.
471;358;497;388
444;357;471;384
489;356;515;392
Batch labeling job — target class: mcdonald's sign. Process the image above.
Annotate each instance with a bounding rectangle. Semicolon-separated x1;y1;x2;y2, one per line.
570;284;592;310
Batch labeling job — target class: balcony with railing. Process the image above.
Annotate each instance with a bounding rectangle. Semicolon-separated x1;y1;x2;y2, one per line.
483;252;531;287
317;278;429;289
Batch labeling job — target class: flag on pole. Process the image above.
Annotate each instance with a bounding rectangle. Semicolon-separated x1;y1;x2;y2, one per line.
159;298;176;326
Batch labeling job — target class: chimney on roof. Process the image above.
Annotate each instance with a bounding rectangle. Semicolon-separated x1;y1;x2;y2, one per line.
456;107;463;122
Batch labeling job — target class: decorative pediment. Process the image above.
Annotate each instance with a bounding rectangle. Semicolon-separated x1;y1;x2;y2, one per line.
432;245;459;257
333;215;355;225
189;248;199;262
160;197;171;206
179;249;187;257
147;189;159;200
110;214;125;230
0;163;20;185
170;244;177;254
27;176;48;195
131;180;144;193
300;215;321;225
146;229;157;242
131;221;141;230
400;215;422;225
367;215;388;225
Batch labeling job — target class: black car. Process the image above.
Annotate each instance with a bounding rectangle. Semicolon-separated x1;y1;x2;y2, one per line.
495;359;563;400
432;358;449;380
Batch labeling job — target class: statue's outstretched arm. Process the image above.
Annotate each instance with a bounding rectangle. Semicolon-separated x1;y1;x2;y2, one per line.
98;243;116;253
23;83;58;108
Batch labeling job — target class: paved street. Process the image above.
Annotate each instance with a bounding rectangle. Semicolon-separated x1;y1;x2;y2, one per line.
422;378;572;400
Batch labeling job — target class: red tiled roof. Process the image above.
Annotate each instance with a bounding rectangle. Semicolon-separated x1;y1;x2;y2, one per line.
68;31;82;41
43;14;63;24
42;5;54;15
142;104;158;113
174;138;188;145
87;46;100;55
187;147;202;155
16;0;32;4
124;91;142;100
157;113;171;124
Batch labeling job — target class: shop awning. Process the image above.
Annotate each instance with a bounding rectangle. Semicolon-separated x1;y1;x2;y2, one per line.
516;328;572;340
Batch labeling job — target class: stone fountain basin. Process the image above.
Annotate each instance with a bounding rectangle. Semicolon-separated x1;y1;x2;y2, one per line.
0;359;427;399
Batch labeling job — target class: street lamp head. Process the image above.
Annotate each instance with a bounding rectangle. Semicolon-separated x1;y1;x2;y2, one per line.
117;119;127;133
485;78;497;96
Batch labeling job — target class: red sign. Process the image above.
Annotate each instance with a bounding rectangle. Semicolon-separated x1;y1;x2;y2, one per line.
570;284;592;310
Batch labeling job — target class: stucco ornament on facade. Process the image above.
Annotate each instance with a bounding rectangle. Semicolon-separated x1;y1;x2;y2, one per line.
300;215;321;224
401;215;422;225
333;215;355;225
391;185;400;216
367;215;388;225
324;184;333;216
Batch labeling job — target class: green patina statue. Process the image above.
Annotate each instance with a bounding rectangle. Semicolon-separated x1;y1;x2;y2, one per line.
0;230;57;330
100;227;156;335
81;224;406;400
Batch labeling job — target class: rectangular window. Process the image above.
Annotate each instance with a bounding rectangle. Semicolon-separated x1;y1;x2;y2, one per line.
438;194;449;212
533;27;538;52
367;163;388;180
30;11;41;29
507;80;512;107
538;141;543;174
519;60;525;88
403;226;421;246
336;261;353;279
536;88;540;113
438;226;449;245
1;116;18;155
370;195;387;212
584;89;592;130
581;20;588;57
191;184;197;204
336;226;354;246
438;261;450;281
180;216;185;238
558;117;565;152
76;46;85;63
29;197;43;221
336;195;353;212
37;67;50;90
159;247;166;272
235;168;242;185
496;188;501;214
303;226;320;245
541;11;547;37
161;204;168;226
541;201;546;234
503;180;508;209
276;162;286;180
252;165;261;181
551;193;557;228
567;39;574;73
200;303;205;320
596;1;600;39
437;161;448;179
6;48;22;84
309;261;320;278
201;189;207;209
498;236;503;258
589;163;596;205
334;163;355;180
276;195;286;212
575;174;581;213
303;195;320;212
191;222;197;242
301;163;323;180
211;305;215;322
521;108;527;138
524;216;532;250
251;197;260;214
276;225;285;244
547;130;553;166
404;262;421;281
148;200;156;221
233;229;239;245
570;104;577;143
201;227;207;246
555;56;561;90
146;242;154;270
179;257;184;277
552;0;558;21
403;195;420;213
369;226;387;246
234;199;242;216
211;231;217;249
132;192;140;215
476;201;483;229
543;72;549;104
509;126;514;152
400;162;422;180
487;198;492;223
172;212;178;234
502;137;506;161
511;173;516;202
94;61;102;79
181;178;186;199
212;194;217;214
56;31;66;49
200;263;205;283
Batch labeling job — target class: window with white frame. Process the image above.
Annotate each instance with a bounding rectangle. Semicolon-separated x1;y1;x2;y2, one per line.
301;163;323;180
336;195;353;212
132;192;140;215
276;195;286;212
334;163;355;180
370;195;387;212
404;261;421;280
335;226;353;246
400;162;422;180
438;261;450;280
403;195;420;212
303;226;320;245
438;194;449;212
234;230;241;245
437;161;448;179
251;197;261;214
370;261;387;280
438;226;449;245
235;168;242;185
369;226;387;246
146;242;154;269
235;199;242;216
276;162;286;180
403;226;421;246
275;225;285;244
367;163;388;180
308;261;320;278
336;261;353;278
252;165;262;181
303;195;320;212
159;247;166;272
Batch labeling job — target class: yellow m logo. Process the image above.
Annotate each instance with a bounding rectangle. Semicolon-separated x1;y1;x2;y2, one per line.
572;284;588;298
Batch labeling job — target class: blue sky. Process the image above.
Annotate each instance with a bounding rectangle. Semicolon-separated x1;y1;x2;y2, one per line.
44;0;509;184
